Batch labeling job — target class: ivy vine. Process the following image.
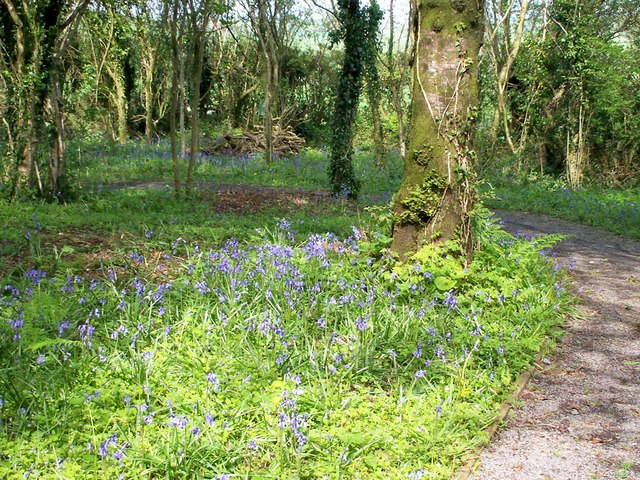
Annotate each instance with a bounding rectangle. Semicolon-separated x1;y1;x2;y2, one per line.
328;0;382;199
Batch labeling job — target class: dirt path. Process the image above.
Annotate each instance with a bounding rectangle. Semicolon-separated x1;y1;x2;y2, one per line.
470;210;640;480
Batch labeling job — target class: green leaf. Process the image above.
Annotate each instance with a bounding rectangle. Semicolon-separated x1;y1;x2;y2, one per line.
25;338;81;352
434;276;455;292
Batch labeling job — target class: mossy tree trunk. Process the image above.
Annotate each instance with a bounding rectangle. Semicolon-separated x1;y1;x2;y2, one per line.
391;0;483;260
1;0;88;197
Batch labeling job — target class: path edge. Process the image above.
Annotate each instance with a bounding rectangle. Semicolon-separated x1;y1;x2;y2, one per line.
451;338;554;480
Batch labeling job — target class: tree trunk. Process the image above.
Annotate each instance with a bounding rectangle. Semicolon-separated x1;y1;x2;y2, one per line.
393;88;407;158
179;47;186;158
566;98;586;188
263;53;274;163
142;51;155;144
46;69;66;194
106;62;128;143
367;80;385;167
329;0;367;198
26;92;43;194
391;0;484;260
187;24;205;190
254;0;278;164
169;0;181;193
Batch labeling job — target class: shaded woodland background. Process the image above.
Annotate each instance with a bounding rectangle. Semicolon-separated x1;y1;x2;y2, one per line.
1;0;639;197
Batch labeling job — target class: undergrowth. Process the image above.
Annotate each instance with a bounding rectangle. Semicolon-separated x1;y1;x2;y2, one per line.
0;207;572;479
70;141;403;202
0;188;363;275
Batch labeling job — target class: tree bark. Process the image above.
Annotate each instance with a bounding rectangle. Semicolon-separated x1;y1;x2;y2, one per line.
254;0;279;164
186;11;207;190
391;0;484;260
47;68;66;194
566;95;586;187
106;62;128;143
263;51;274;163
393;87;407;158
169;0;182;193
142;50;155;144
367;79;385;167
179;45;187;157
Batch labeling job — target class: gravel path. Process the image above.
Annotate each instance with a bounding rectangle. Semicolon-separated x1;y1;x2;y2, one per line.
469;210;640;480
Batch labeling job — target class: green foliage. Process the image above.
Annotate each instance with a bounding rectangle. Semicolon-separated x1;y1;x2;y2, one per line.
62;141;403;200
398;172;447;225
0;145;406;275
479;0;640;185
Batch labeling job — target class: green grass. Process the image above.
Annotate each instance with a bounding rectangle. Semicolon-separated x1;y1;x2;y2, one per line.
0;188;366;275
481;174;640;239
0;143;573;478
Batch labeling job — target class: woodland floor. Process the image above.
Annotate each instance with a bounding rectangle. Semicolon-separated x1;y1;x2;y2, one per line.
471;210;640;480
51;183;640;478
105;181;354;214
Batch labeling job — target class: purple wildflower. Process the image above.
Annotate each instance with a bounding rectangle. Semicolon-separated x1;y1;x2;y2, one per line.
413;341;423;359
207;372;220;392
168;414;189;429
443;292;458;311
205;412;215;426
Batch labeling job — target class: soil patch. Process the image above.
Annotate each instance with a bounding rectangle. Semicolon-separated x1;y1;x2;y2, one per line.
104;181;357;215
213;188;338;215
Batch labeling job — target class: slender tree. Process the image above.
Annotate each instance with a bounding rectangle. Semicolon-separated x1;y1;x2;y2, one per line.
328;0;382;199
186;0;219;190
169;0;182;193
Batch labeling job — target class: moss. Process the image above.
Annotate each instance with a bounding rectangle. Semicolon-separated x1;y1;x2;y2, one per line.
397;171;447;225
415;145;435;166
431;17;444;32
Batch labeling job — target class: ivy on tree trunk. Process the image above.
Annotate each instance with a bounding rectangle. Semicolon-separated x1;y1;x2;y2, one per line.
329;0;382;199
